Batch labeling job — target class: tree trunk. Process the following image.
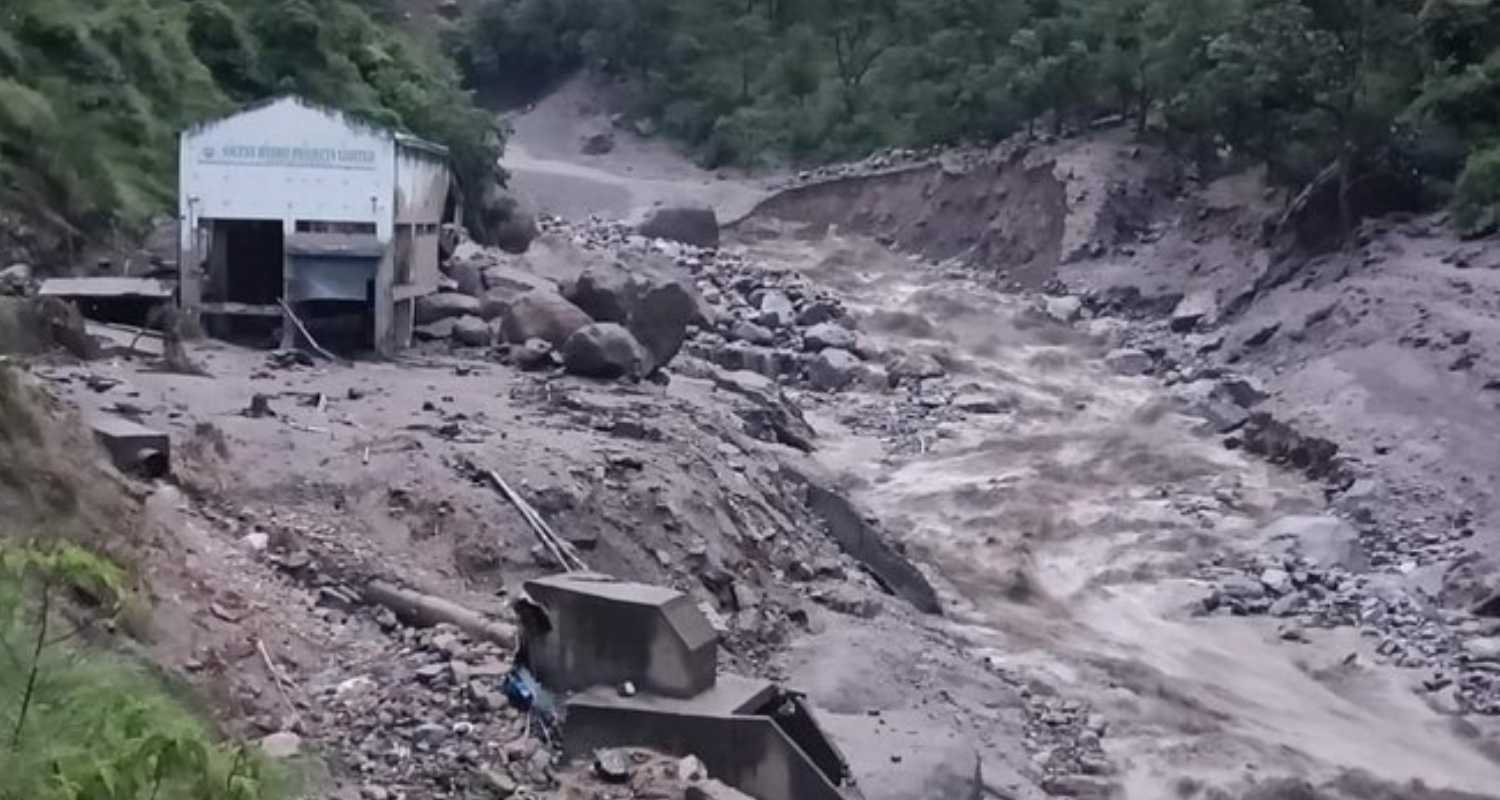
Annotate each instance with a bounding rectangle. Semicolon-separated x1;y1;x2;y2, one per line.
1336;145;1354;248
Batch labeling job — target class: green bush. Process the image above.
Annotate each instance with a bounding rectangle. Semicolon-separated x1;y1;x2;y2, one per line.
0;543;296;800
1454;142;1500;235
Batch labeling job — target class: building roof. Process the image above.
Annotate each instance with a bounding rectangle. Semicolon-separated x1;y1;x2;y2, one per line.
181;95;449;158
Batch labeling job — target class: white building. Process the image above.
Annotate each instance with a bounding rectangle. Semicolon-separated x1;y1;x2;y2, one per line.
178;96;454;354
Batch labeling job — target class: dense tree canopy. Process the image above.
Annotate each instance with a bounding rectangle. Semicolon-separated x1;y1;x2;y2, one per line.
459;0;1500;234
0;0;497;241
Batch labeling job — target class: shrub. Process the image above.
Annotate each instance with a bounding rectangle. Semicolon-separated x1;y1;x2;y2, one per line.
0;543;297;800
1453;142;1500;236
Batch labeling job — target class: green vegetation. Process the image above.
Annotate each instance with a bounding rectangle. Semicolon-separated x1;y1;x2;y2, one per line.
0;542;294;800
457;0;1500;235
0;370;291;799
0;0;498;245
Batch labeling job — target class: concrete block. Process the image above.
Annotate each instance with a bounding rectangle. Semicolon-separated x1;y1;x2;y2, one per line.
91;415;169;478
521;573;717;698
562;700;850;800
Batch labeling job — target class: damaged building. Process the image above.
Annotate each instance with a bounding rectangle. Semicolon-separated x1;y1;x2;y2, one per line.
177;96;453;354
515;573;862;800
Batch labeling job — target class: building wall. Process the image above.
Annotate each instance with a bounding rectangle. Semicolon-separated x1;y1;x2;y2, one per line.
179;98;397;242
394;143;449;293
176;96;452;355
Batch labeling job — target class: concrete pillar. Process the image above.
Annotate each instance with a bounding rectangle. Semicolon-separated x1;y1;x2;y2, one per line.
373;247;395;356
280;218;295;349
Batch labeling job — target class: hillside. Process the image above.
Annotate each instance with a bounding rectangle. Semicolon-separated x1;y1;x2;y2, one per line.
0;0;496;260
456;0;1500;241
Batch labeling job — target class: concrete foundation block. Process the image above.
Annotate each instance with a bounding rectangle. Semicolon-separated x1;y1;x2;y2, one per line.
91;415;170;478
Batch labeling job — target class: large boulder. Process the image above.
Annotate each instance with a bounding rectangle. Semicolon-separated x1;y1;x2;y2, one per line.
561;323;648;379
1172;290;1218;332
414;318;457;341
479;264;555;320
452;315;493;347
629;281;696;372
472;183;538;254
568;266;637;323
447;259;485;297
730;321;775;346
499;290;592;346
808;348;861;391
415;292;482;325
637;205;720;249
565;260;700;373
803;321;856;352
886;351;945;383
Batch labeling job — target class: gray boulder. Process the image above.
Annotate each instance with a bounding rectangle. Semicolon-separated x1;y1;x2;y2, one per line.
499;290;592;346
808;348;861;391
1261;515;1367;572
1172;290;1219;332
803;321;856;352
447;259;485;297
482;262;552;294
796;300;842;326
637;205;719;248
629;281;696;372
452;315;493;347
512;338;555;371
1104;348;1153;375
569;266;637;323
415;292;481;325
756;291;795;328
479;264;554;320
472;184;538;254
730;321;775;346
887;351;945;383
414;318;456;341
562;323;648;379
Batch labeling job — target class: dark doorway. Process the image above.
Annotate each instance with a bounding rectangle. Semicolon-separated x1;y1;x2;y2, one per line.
216;220;283;304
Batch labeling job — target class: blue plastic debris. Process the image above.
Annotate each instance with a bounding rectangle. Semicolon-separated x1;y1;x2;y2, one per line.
502;665;559;741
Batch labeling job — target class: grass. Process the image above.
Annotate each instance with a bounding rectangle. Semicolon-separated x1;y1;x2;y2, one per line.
0;366;298;799
0;595;299;800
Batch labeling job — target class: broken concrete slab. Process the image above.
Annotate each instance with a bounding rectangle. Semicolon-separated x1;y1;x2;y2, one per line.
519;573;718;698
90;414;169;478
802;483;941;615
38;277;174;300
